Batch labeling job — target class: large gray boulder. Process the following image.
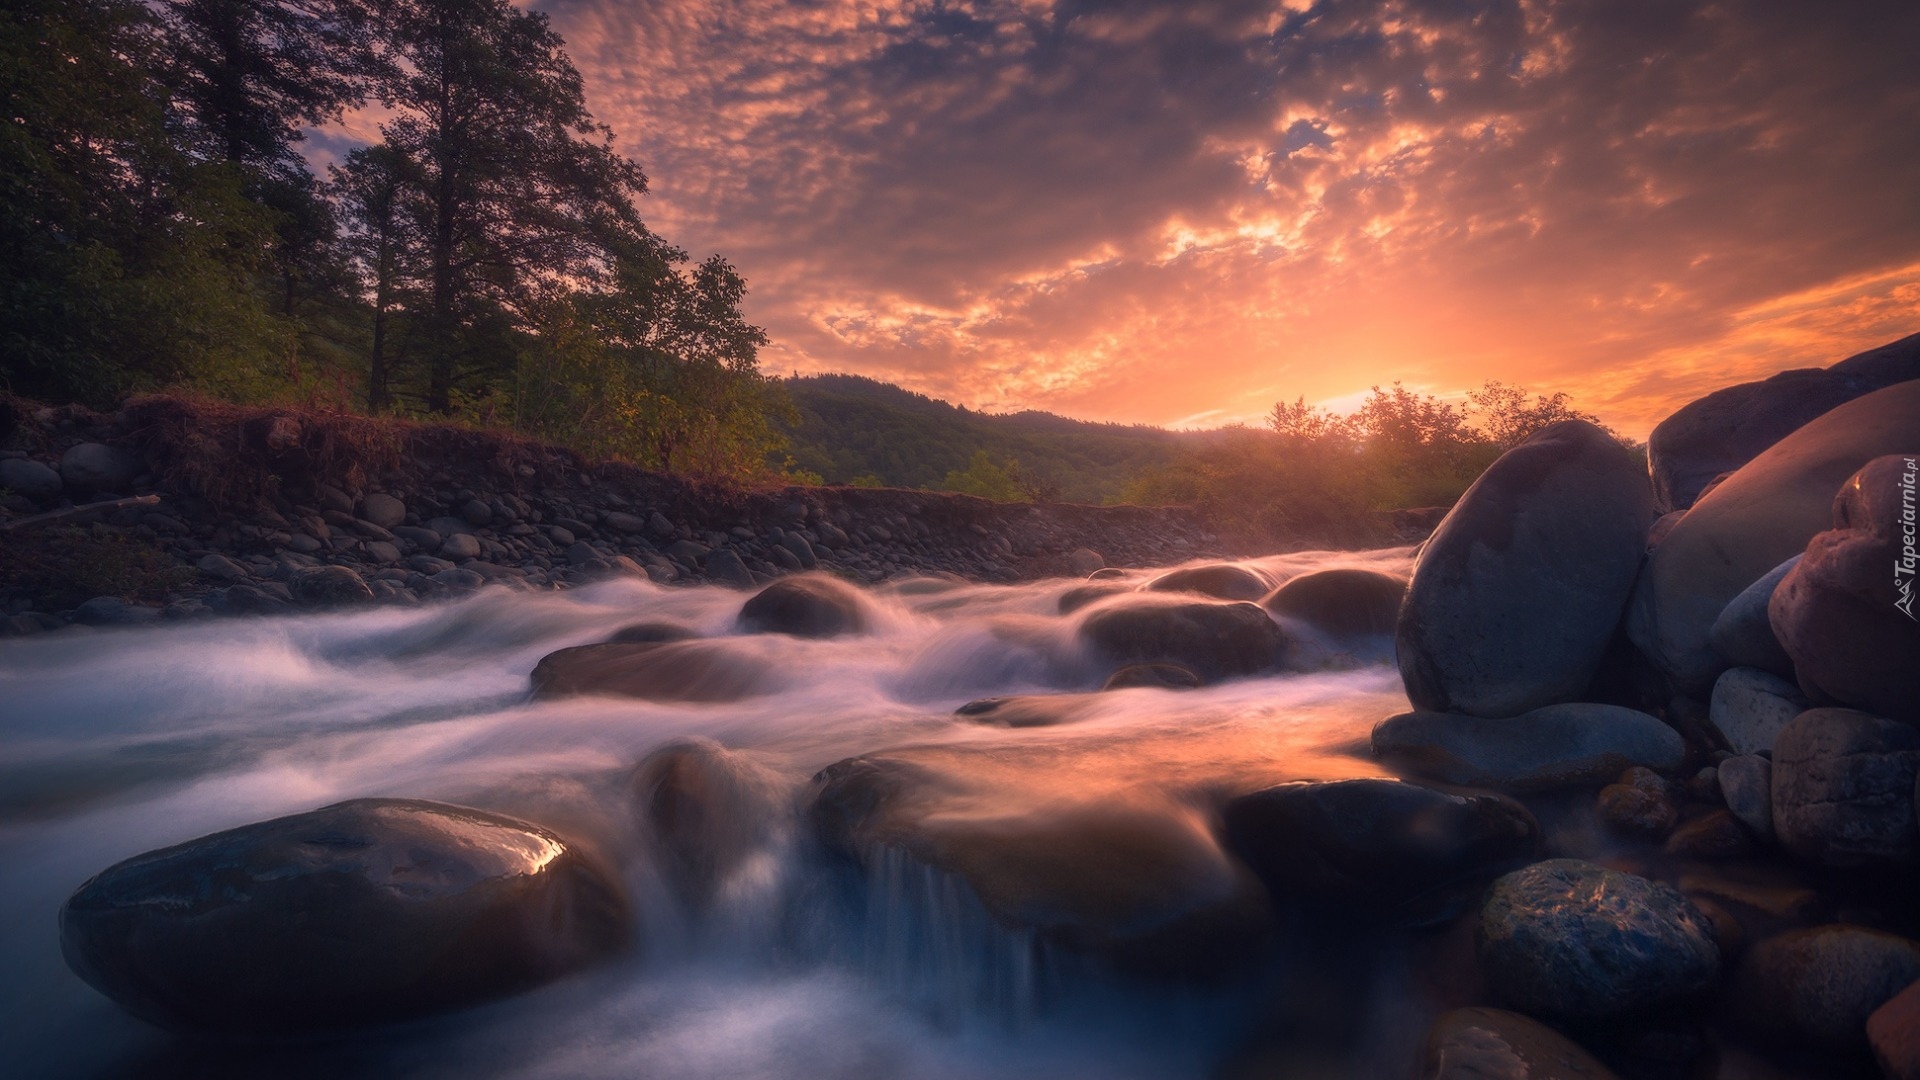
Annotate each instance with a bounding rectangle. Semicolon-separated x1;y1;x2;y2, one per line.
1397;421;1652;718
1262;568;1405;640
1477;859;1719;1020
58;442;140;493
1371;703;1685;792
737;573;871;638
1145;563;1274;601
1079;599;1287;683
59;799;629;1032
1708;555;1800;676
1771;707;1920;866
1706;667;1806;755
0;457;62;500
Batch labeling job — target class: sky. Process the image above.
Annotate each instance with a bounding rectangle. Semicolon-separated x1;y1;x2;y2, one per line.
526;0;1920;436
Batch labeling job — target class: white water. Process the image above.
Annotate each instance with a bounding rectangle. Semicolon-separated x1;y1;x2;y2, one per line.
0;548;1416;1079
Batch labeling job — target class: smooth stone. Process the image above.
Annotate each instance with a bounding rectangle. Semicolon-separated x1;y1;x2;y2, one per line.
1065;548;1105;576
0;457;62;499
705;548;754;588
632;738;781;906
737;574;870;638
364;540;402;564
289;565;374;606
1078;599;1287;683
196;553;252;581
459;499;492;526
392;525;440;549
1419;1007;1621;1080
439;533;482;560
955;694;1104;728
1869;980;1920;1080
1262;568;1406;639
1222;779;1537;919
565;541;601;566
1772;707;1920;866
58;799;629;1032
1596;783;1677;837
1058;583;1126;614
1145;563;1273;601
430;567;484;591
1708;556;1800;676
58;442;139;493
1629;380;1920;691
530;641;780;703
1729;925;1920;1055
602;510;646;533
1371;703;1686;792
1769;454;1920;723
1477;859;1719;1020
1100;663;1202;691
71;596;160;625
1718;755;1774;843
606;621;700;645
425;515;473;538
1398;421;1652;718
1707;667;1806;755
358;492;406;529
778;532;817;569
1663;809;1754;860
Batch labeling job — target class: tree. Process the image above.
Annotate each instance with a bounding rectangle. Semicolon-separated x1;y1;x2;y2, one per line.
329;144;419;410
1469;380;1613;447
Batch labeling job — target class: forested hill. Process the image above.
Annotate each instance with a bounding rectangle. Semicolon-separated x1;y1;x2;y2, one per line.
777;374;1206;503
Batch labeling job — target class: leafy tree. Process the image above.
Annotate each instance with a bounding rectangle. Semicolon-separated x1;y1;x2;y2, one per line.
1469;380;1614;447
942;450;1028;501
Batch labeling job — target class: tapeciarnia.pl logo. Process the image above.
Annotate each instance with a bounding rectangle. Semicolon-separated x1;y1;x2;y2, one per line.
1899;456;1918;621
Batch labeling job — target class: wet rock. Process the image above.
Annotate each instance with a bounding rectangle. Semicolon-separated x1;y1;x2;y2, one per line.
1372;703;1686;792
955;694;1104;728
705;548;754;588
1222;779;1537;920
1869;979;1920;1080
1066;548;1105;576
778;532;817;569
1597;783;1677;838
58;798;630;1032
607;621;700;645
439;532;481;560
632;738;782;906
1100;663;1202;691
1418;1007;1621;1080
530;641;780;703
1707;667;1806;755
1146;563;1273;601
425;515;473;538
602;511;645;534
1398;421;1653;718
0;457;61;499
1718;755;1774;843
459;498;492;526
364;540;402;564
1708;555;1799;676
289;565;374;607
58;442;139;493
1078;599;1286;683
1059;583;1127;614
392;525;440;549
737;574;871;638
1262;568;1405;640
1772;707;1920;866
1478;859;1720;1020
196;552;252;581
1664;810;1754;860
1728;925;1920;1056
358;493;406;529
1629;379;1920;691
1769;454;1920;723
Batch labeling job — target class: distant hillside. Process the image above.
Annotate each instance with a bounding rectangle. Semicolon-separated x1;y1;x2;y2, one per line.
776;374;1203;503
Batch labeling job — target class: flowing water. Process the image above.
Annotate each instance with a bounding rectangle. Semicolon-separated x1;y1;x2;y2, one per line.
0;547;1421;1079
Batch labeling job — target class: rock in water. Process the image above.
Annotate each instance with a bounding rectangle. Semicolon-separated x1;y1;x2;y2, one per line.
1262;568;1406;640
1769;455;1920;722
1771;707;1920;866
1708;555;1800;676
1371;703;1685;791
58;799;630;1032
290;565;374;607
1078;599;1287;683
737;574;871;638
1729;926;1920;1056
530;640;781;702
1419;1007;1621;1080
1706;667;1805;755
632;739;783;906
1629;380;1920;691
1397;421;1652;718
1145;563;1274;601
1477;859;1719;1020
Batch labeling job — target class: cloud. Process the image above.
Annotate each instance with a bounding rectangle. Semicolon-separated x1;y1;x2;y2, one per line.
542;0;1920;436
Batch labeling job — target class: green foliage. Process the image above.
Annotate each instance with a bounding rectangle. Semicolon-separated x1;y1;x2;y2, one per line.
940;451;1026;501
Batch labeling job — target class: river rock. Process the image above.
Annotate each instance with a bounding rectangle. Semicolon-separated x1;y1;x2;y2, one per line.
1066;548;1105;576
439;532;481;560
1059;583;1126;614
58;798;630;1032
358;493;406;529
1398;421;1652;718
1663;809;1754;860
1771;707;1920;866
1100;663;1202;691
1728;925;1920;1055
289;565;374;606
1869;980;1920;1080
1222;779;1537;919
632;738;782;906
1707;667;1806;755
737;574;871;638
425;515;473;538
778;532;817;569
196;552;252;581
705;548;754;588
530;641;781;703
1629;380;1920;691
607;621;701;645
58;442;140;493
1708;556;1799;676
1769;454;1920;722
1144;564;1270;602
1596;783;1677;837
1718;755;1774;843
1371;703;1686;792
1262;568;1405;639
1418;1007;1621;1080
1078;599;1287;682
955;694;1104;728
1477;859;1720;1020
0;457;62;500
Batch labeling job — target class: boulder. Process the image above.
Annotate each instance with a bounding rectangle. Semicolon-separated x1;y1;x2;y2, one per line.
1771;707;1920;866
1706;667;1806;755
1371;703;1686;792
439;533;481;560
1398;421;1652;718
1729;925;1920;1055
704;549;755;589
1262;568;1406;639
0;457;62;500
1708;556;1799;676
737;574;870;638
58;799;629;1032
954;694;1103;728
1869;980;1920;1080
607;621;700;645
1145;563;1273;601
1221;779;1538;919
1769;455;1920;722
58;442;140;493
1596;783;1677;838
357;493;406;530
1078;599;1286;683
1663;810;1754;861
1477;859;1719;1020
196;553;252;582
1100;663;1202;691
1058;583;1126;614
1629;380;1920;691
632;739;782;906
1418;1007;1621;1080
1065;548;1105;576
530;641;781;703
289;566;373;606
1718;755;1774;843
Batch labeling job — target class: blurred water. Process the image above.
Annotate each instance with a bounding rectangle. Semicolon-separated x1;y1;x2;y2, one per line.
0;548;1415;1079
